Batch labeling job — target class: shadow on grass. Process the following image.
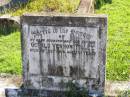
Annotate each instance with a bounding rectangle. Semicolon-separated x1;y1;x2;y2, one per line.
0;19;20;36
95;0;112;9
118;90;130;97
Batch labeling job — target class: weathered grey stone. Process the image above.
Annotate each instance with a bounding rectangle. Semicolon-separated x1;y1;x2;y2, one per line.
20;14;107;94
0;15;20;35
6;13;107;97
5;89;67;97
0;0;28;13
5;88;103;97
0;14;20;24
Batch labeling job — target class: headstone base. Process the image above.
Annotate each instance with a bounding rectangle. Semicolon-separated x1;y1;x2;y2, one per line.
5;88;66;97
5;88;103;97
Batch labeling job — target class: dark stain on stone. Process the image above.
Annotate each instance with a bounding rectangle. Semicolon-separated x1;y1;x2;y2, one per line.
70;66;76;77
42;77;54;87
24;80;34;88
48;65;63;76
56;45;60;60
58;80;66;88
88;73;92;78
48;65;55;75
69;66;85;78
38;41;45;87
57;66;63;76
100;18;107;27
97;78;100;84
102;49;106;67
92;83;98;90
98;27;102;39
54;17;63;22
25;61;30;87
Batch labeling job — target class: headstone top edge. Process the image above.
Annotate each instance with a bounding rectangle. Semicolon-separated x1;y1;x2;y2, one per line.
21;12;107;18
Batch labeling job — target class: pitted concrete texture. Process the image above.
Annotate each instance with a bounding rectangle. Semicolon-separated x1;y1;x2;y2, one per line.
0;77;130;97
21;15;107;94
0;14;20;24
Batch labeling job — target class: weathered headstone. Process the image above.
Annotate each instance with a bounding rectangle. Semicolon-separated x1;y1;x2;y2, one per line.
5;13;107;97
0;0;28;13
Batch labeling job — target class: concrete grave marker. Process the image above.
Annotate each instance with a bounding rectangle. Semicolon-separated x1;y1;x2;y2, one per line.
6;14;107;97
21;14;107;92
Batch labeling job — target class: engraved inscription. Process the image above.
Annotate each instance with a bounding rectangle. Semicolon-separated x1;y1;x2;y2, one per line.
28;26;98;78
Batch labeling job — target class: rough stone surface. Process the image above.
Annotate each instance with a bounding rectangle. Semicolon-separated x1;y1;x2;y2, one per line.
0;14;20;24
2;76;130;97
0;14;20;35
20;14;107;94
77;0;94;14
5;89;68;97
0;0;28;13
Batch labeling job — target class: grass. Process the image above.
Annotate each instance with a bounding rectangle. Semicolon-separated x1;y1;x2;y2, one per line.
0;0;129;80
9;0;80;16
96;0;130;80
95;0;112;9
0;32;21;74
118;90;130;97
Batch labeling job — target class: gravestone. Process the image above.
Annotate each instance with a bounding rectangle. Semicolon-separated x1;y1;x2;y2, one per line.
0;0;28;13
5;13;107;97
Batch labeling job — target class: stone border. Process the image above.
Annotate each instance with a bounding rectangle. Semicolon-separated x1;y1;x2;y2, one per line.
0;0;28;13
